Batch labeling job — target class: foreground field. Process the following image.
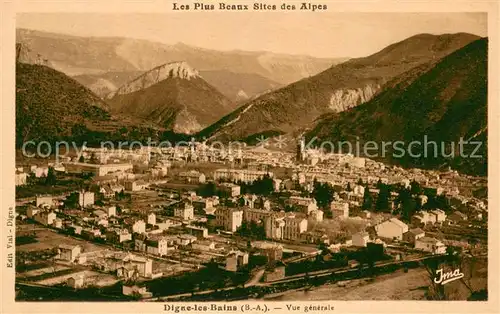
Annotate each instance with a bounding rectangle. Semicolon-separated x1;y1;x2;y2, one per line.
268;268;429;301
16;225;104;253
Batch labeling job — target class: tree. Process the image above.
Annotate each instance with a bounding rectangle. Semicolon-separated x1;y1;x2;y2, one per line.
44;167;57;186
362;186;373;210
375;184;390;212
410;180;422;195
78;155;85;163
312;181;334;208
346;182;352;192
399;188;417;222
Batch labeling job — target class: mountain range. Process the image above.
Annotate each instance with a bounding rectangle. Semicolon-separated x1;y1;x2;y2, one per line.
15;29;487;175
198;33;480;142
17;28;345;100
307;38;488;175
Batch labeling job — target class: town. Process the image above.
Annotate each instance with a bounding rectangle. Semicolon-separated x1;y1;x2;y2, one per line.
14;139;488;300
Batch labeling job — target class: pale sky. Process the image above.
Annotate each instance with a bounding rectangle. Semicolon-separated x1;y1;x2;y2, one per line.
17;12;487;58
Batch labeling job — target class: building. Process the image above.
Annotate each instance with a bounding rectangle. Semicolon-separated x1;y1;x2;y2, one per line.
122;285;152;298
403;228;425;244
33;166;49;178
106;229;132;243
283;215;308;241
287;197;317;215
330;201;349;218
78;191;95;208
67;274;85;289
26;206;40;218
352;231;370;247
263;263;286;282
125;180;149;192
243;207;272;224
132;220;146;234
106;206;117;218
214;169;273;183
374;218;409;240
264;216;286;240
146;237;169;257
36;195;53;208
64;162;133;177
15;171;27;186
309;209;324;222
225;251;249;272
415;237;447;254
215;207;243;232
186;225;209;238
34;211;56;226
58;244;82;262
192;240;216;251
147;213;156;225
174;202;194;221
178;170;206;184
218;183;241;197
447;211;468;224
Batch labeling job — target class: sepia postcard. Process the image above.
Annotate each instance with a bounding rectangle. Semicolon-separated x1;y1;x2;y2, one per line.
1;0;499;313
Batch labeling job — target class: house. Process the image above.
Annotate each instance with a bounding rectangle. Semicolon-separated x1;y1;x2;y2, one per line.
215;207;243;232
101;184;125;198
263;262;286;282
309;209;324;222
82;228;101;240
26;206;40;218
429;209;447;223
36;195;53;208
58;244;82;262
283;215;308;241
145;237;169;256
330;201;349;218
78;191;95;208
374;218;409;240
225;251;249;272
132;220;146;234
174;202;194;221
67;274;85;289
126;255;153;277
213;169;272;183
32;166;49;178
53;218;63;229
287;196;317;215
15;171;27;186
352;231;370;247
125;180;149;192
186;225;208;238
93;210;107;220
178;170;206;184
415;237;447;254
106;229;132;243
403;228;425;244
191;240;216;251
177;234;197;246
147;213;156;225
358;210;371;219
218;183;241;197
105;206;117;217
122;285;152;298
447;211;468;225
34;211;57;226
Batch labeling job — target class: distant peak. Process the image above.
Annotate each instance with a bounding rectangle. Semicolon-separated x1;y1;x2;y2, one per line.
153;61;200;80
109;61;201;98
